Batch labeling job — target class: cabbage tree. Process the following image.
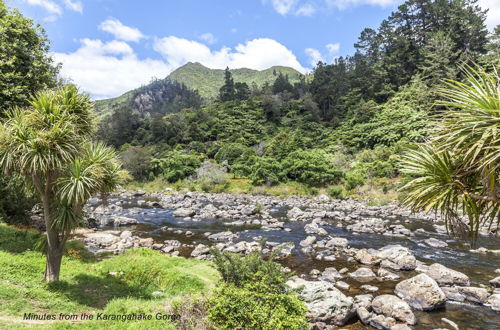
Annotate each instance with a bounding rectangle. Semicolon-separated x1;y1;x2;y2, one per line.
400;67;499;241
0;85;127;282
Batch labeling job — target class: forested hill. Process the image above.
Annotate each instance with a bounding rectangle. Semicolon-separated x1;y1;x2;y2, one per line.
93;63;303;117
168;62;303;98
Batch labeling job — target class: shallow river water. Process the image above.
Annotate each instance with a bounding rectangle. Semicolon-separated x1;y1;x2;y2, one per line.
93;195;499;329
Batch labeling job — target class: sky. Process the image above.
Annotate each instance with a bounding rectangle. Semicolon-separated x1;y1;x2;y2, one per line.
7;0;500;100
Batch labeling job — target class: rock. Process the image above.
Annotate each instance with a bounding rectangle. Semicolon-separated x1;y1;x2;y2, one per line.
287;207;304;220
304;223;328;236
172;208;195;217
349;267;376;281
326;237;349;249
300;235;317;247
372;295;416;325
336;281;350;291
113;216;138;226
426;263;470;286
310;269;321;276
286;277;355;326
376;245;416;271
120;230;132;239
321;267;342;283
485;293;500;311
440;286;465;302
424;238;448;248
361;285;379;293
369;314;397;329
490;276;500;288
190;244;210;257
355;249;381;265
357;306;372;325
458;286;489;304
138;237;154;248
354;294;373;310
208;231;237;241
441;318;459;330
378;268;400;281
394;274;446;311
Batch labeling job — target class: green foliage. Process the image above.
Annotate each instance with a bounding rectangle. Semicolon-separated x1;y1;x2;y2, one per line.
0;1;59;114
248;157;283;185
153;150;202;183
401;66;500;241
282;149;343;186
208;282;307;330
119;146;153;180
0;175;36;224
328;185;345;199
208;248;307;330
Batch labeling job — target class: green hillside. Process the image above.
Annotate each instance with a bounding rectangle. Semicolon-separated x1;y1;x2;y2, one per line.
168;62;303;98
93;63;304;116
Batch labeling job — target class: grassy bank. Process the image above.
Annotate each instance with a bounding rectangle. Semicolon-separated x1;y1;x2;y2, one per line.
0;223;219;329
126;177;402;206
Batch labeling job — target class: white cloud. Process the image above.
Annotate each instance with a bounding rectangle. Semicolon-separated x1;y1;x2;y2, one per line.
62;0;83;13
326;43;340;55
478;0;500;30
264;0;299;15
296;3;316;16
325;0;399;10
52;39;170;99
22;0;62;15
154;36;306;73
99;18;145;42
198;33;217;45
305;48;324;67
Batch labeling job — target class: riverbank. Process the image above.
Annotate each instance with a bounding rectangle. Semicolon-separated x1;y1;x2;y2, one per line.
0;223;218;329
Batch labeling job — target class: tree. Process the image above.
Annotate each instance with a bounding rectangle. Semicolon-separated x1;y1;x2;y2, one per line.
0;85;127;282
0;1;59;114
400;67;499;242
219;67;235;102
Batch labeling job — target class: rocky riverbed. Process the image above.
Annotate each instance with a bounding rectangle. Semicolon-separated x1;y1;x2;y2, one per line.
70;191;499;329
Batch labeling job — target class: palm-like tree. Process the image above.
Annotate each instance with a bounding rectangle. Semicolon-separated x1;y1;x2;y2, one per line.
0;85;127;282
400;66;500;242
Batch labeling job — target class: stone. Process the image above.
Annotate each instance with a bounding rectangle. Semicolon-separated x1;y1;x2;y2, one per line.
441;318;459;330
490;276;500;288
349;267;376;281
354;294;373;310
361;285;379;293
326;237;349;249
113;216;138;226
458;286;489;304
190;244;210;257
426;263;470;286
321;267;342;283
355;249;381;265
300;235;317;247
208;231;237;241
119;230;132;239
369;314;397;329
304;223;328;236
394;274;446;311
372;295;416;325
286;277;355;326
357;307;372;325
424;238;448;248
441;286;465;302
336;281;350;291
378;268;400;280
376;245;416;271
485;294;500;312
172;208;195;217
287;207;304;220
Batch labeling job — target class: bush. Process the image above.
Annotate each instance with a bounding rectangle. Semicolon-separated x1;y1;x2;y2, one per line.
248;157;283;185
208;282;307;330
0;176;36;225
344;169;367;190
328;185;345;199
119;146;153;180
195;160;228;186
208;249;307;330
154;150;202;183
282;149;343;186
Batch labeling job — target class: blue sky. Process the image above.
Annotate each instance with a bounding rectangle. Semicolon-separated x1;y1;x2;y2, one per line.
7;0;499;99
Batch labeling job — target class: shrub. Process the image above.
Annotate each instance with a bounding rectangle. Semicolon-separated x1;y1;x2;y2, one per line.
282;149;343;186
344;169;367;190
119;146;153;180
248;157;283;185
0;176;36;225
154;150;202;183
195;160;228;186
208;282;307;330
328;185;345;199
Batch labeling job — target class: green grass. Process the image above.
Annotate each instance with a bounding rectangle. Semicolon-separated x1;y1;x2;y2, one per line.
0;223;219;329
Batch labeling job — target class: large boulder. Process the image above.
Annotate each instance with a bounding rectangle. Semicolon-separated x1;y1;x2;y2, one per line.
376;245;416;271
371;295;416;325
426;263;470;286
424;238;448;248
113;216;138;226
490;276;500;288
286;277;355;326
486;294;500;312
355;249;381;265
349;267;377;281
304;223;328;236
394;274;446;311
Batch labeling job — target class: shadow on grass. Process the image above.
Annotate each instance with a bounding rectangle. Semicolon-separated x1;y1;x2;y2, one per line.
0;224;41;254
47;273;153;309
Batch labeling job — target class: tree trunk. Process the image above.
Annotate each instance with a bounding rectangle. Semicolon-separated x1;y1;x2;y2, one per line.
42;193;64;283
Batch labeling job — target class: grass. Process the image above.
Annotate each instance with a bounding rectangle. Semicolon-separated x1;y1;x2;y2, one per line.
0;223;219;329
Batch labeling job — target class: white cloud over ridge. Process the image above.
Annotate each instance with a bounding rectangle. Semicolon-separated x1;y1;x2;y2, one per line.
305;43;340;68
99;18;145;42
154;36;307;73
